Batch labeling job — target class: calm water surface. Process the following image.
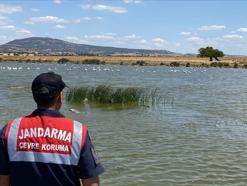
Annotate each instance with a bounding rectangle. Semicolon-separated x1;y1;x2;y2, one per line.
0;62;247;186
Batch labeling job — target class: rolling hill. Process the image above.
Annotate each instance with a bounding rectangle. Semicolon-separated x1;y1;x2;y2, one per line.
0;37;174;55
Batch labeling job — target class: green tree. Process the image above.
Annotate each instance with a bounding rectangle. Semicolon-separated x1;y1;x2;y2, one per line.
198;46;224;61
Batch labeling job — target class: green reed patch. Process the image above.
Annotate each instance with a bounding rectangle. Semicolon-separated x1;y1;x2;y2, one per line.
66;85;163;107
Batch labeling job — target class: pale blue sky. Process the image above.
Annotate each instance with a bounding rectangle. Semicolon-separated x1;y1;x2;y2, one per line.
1;0;247;54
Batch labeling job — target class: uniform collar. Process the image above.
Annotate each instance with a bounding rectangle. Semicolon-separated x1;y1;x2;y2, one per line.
31;108;65;117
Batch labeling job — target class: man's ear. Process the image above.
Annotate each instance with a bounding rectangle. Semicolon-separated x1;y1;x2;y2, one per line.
56;93;62;102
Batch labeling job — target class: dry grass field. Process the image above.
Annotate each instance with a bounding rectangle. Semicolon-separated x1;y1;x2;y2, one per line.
1;55;247;67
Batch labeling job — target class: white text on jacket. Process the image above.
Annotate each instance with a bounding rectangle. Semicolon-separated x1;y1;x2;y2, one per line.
18;127;72;142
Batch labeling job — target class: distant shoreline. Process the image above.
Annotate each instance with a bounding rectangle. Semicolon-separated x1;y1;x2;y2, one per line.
0;55;247;68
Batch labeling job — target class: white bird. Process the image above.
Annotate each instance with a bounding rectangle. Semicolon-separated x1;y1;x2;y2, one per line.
69;108;81;114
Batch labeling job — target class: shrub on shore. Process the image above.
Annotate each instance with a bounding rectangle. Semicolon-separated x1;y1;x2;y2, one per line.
200;63;209;68
132;60;147;66
222;62;230;67
233;63;238;68
81;59;105;65
170;62;180;67
210;62;216;67
185;63;190;67
210;62;224;67
243;64;247;68
58;58;70;64
137;60;147;66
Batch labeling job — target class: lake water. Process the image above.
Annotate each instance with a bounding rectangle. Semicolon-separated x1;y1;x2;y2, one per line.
0;62;247;185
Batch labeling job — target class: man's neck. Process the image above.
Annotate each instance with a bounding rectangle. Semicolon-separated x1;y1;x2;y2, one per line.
37;106;57;111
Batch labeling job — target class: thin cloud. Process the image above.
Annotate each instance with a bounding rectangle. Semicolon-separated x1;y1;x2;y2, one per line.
96;17;103;20
124;34;139;39
74;17;104;23
222;34;243;39
65;36;79;41
199;25;226;31
0;35;7;39
84;34;115;40
152;37;169;48
26;16;67;24
139;39;147;44
0;16;7;25
31;8;40;12
237;28;247;32
0;23;32;37
0;4;22;14
104;33;117;36
0;35;9;44
152;37;166;43
123;0;142;4
81;17;92;21
186;36;204;43
74;19;81;24
175;42;181;47
81;4;128;14
16;29;32;37
0;25;15;30
0;16;6;20
180;32;191;36
55;24;65;29
53;0;62;4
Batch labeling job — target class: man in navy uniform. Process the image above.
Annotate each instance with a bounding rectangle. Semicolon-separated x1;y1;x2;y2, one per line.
0;72;105;186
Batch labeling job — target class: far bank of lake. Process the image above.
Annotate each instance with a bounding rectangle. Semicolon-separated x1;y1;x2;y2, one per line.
1;55;247;68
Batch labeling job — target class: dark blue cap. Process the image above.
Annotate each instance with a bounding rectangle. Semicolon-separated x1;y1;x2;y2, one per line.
32;72;67;95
